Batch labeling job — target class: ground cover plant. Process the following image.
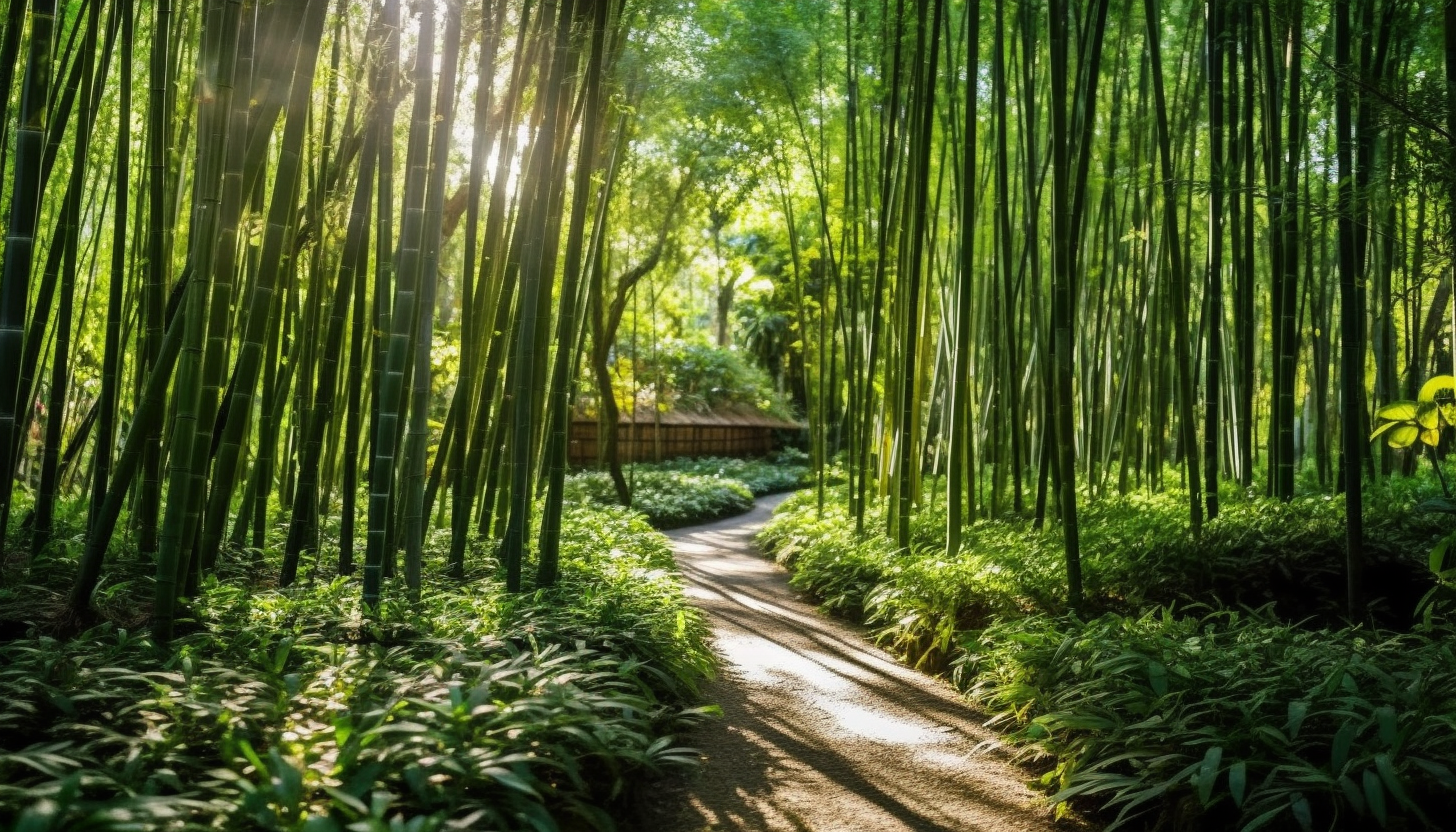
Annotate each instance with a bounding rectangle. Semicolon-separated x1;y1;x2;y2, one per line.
564;469;755;529
564;450;810;528
959;611;1456;832
0;503;714;832
1;0;1453;827
652;450;811;496
757;478;1456;830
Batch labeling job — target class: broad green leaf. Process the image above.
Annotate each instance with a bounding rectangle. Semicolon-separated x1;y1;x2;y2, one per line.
1290;794;1313;832
1375;705;1398;747
1147;661;1168;696
1421;427;1442;447
1195;746;1223;805
1285;701;1309;739
1417;402;1441;429
323;786;369;817
484;766;542;797
1431;534;1456;575
1331;720;1358;773
1370;420;1403;440
1374;753;1418;814
1375;401;1419;420
1337;774;1366;815
1240;803;1289;832
1411;758;1456;791
1419;375;1456;402
1364;768;1388;827
1386;425;1419;448
1228;761;1246;807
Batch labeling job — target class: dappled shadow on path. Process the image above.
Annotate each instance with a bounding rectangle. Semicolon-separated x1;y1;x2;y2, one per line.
631;496;1083;832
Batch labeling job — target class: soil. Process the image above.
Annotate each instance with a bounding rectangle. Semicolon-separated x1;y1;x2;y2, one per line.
632;493;1089;832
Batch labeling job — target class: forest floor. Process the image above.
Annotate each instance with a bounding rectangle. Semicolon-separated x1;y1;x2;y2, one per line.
632;494;1088;832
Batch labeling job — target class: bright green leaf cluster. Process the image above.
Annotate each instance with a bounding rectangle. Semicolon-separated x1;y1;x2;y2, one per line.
1371;375;1456;448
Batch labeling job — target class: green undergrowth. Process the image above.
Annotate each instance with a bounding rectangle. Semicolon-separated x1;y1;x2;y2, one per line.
652;450;811;496
564;470;753;529
757;482;1456;830
565;452;808;528
960;611;1456;831
0;503;714;832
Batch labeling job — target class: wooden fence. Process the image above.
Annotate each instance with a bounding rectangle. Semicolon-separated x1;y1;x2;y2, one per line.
567;419;796;464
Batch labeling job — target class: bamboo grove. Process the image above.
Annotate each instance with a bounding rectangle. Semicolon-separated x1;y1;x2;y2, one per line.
0;0;711;641
0;0;1452;638
707;0;1455;616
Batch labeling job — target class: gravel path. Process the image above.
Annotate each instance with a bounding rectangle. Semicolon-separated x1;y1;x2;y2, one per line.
636;493;1082;832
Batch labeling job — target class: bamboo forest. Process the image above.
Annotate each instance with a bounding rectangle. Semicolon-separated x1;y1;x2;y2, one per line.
1;0;1455;828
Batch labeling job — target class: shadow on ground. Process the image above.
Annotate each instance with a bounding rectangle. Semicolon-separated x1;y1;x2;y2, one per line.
630;495;1087;832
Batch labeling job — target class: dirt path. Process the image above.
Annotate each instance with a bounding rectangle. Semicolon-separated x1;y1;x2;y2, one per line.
636;494;1080;832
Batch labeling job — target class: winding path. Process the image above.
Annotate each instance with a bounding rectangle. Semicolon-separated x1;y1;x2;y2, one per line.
637;494;1082;832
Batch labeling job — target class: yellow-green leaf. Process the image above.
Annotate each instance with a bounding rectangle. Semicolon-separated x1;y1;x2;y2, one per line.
1387;425;1420;448
1418;375;1456;403
1422;428;1442;447
1371;420;1402;441
1376;401;1419;421
1417;402;1440;430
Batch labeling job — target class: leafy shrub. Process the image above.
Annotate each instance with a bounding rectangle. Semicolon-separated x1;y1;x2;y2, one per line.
639;339;796;421
653;454;809;496
757;493;896;619
576;339;798;424
758;481;1456;828
958;611;1456;831
0;503;713;832
1081;485;1446;628
564;469;754;529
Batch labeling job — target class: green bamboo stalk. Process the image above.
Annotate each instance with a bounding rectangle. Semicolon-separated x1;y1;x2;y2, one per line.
541;0;614;587
35;0;104;556
196;0;327;586
71;269;191;614
282;79;380;582
0;0;56;529
946;0;979;553
401;0;459;593
91;0;133;536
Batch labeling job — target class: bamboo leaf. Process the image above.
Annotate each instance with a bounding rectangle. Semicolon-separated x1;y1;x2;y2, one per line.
1195;746;1222;805
1285;701;1309;739
1291;794;1313;832
1363;769;1388;827
1227;761;1246;807
1331;720;1358;773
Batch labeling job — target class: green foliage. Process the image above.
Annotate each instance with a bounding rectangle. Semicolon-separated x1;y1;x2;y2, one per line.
653;452;810;496
958;611;1456;831
565;469;754;529
1370;375;1456;450
0;504;713;831
630;338;797;421
762;482;1446;656
758;482;1456;828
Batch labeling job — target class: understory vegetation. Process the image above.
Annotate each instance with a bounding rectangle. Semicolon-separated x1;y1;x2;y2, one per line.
0;504;713;832
0;0;1452;823
759;476;1456;831
565;451;807;529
